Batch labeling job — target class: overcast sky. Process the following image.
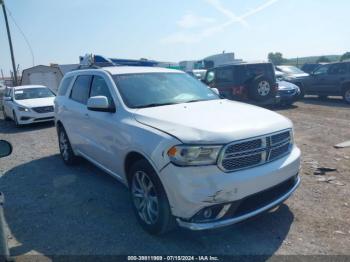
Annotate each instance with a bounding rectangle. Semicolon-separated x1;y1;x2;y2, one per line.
1;0;350;75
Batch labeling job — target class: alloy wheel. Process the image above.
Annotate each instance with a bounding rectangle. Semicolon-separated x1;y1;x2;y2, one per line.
131;171;159;225
257;81;271;96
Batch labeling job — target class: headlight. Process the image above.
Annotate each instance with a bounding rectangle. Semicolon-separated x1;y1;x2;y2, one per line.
167;145;222;166
17;106;30;112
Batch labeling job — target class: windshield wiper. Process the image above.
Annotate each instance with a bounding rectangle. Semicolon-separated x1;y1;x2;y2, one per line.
135;102;179;108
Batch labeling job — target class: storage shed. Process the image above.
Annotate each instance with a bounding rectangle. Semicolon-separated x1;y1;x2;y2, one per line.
21;65;63;93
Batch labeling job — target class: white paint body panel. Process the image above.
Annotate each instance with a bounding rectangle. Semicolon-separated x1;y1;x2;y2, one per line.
55;67;301;221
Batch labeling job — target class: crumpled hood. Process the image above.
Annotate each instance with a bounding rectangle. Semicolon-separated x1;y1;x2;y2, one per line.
15;97;55;108
134;99;292;144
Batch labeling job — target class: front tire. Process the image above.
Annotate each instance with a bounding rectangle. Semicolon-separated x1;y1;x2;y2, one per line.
13;111;21;127
343;88;350;104
58;126;78;165
129;159;175;235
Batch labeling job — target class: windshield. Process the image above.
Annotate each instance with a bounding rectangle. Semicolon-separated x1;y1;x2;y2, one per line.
278;66;305;74
14;87;55;100
113;73;219;108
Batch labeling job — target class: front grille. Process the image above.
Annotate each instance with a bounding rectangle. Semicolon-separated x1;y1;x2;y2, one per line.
32;106;54;113
279;89;296;95
219;129;292;172
225;139;262;154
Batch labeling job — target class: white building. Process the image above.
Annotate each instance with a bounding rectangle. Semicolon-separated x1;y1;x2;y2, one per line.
21;64;78;93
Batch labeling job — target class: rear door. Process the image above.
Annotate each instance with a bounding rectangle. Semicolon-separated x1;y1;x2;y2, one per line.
325;63;348;95
307;64;331;94
64;75;92;154
3;88;14;118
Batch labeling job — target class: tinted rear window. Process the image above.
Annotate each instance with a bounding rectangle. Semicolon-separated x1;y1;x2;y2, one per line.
234;64;275;84
215;67;234;83
58;76;73;96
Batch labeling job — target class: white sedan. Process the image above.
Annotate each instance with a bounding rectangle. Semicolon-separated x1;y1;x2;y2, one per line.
3;85;56;126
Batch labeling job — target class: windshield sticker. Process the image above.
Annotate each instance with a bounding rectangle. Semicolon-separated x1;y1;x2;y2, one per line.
15;90;24;94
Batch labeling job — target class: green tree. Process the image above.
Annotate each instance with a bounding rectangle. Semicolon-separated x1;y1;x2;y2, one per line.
316;56;331;63
268;52;285;65
340;52;350;61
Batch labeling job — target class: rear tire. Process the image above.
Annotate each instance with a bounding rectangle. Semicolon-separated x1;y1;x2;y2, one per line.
57;126;78;165
129;159;175;235
343;88;350;104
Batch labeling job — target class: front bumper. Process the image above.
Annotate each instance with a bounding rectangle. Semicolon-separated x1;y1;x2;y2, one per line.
159;146;301;224
16;110;55;124
177;175;300;230
278;90;299;103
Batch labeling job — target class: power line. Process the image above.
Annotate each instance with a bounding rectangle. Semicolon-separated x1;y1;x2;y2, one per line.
5;6;35;67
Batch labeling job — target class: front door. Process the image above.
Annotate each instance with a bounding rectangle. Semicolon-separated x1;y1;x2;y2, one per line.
307;64;331;95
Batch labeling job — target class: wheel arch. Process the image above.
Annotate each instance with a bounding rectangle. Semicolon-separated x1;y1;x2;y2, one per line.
341;81;350;92
124;151;158;186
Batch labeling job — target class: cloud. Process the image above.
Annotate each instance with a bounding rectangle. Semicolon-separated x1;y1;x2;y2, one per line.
177;13;216;29
205;0;249;28
161;0;282;44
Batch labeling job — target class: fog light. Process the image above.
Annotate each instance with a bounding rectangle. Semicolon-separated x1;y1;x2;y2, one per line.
191;204;229;223
203;208;213;219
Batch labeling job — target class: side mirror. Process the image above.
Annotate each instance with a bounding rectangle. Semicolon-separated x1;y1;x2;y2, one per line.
0;140;12;158
87;96;115;112
3;96;12;101
211;88;220;95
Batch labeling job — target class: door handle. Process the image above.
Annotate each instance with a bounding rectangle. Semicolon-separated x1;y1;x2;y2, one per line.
84;113;89;118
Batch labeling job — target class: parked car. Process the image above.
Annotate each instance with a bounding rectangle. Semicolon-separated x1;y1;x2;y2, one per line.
276;65;309;78
204;62;279;105
2;85;56;126
301;63;324;74
275;71;300;106
55;62;300;235
287;61;350;103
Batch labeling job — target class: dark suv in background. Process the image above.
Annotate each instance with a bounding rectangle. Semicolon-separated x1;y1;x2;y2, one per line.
204;62;278;105
288;61;350;103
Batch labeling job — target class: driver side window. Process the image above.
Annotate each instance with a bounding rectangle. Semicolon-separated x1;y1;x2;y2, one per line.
90;76;115;108
313;65;330;75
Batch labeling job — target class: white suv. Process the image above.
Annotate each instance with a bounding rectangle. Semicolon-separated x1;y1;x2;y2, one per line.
55;66;301;235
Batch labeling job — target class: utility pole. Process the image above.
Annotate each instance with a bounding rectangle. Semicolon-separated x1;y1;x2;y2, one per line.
1;0;18;85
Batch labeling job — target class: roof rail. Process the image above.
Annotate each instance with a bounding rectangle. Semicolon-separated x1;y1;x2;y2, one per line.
78;54;115;69
78;54;160;70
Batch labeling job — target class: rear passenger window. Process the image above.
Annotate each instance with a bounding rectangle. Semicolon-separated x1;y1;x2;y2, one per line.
329;63;347;75
216;68;234;83
90;76;115;107
70;75;92;104
58;76;73;96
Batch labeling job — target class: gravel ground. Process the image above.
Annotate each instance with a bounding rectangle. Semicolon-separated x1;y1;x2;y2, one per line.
0;96;349;260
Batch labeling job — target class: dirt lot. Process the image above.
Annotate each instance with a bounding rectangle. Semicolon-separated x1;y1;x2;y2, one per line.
0;97;349;260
